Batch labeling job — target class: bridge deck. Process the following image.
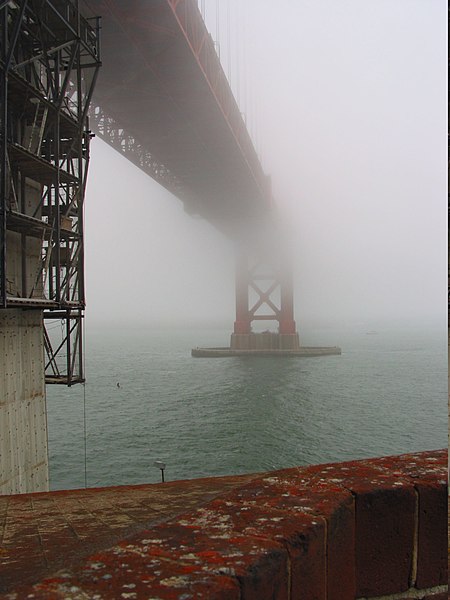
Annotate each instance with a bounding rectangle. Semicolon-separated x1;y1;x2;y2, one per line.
81;0;270;232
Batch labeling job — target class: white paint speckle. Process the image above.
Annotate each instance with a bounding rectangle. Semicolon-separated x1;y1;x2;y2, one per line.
262;477;279;484
160;576;190;588
141;539;162;545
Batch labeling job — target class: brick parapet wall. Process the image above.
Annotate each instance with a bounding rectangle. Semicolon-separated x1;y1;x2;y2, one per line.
2;449;447;599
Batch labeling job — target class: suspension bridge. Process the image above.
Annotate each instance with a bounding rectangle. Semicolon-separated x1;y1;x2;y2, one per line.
1;0;338;495
0;7;444;598
81;0;321;355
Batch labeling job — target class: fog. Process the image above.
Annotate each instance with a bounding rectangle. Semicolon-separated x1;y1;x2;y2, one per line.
84;0;446;331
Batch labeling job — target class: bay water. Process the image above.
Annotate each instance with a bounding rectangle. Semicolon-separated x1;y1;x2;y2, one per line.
46;321;447;490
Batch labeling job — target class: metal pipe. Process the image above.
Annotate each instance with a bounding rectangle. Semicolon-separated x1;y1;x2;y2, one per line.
0;5;8;307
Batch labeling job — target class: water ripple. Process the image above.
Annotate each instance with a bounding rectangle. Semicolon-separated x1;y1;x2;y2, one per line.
47;325;447;489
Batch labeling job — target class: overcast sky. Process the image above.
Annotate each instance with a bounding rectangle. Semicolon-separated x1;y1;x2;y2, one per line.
84;0;446;330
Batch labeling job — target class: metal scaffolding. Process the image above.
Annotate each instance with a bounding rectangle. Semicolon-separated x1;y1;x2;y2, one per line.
0;0;100;385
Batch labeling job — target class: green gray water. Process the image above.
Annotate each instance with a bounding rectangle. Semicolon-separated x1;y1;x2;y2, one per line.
47;322;447;490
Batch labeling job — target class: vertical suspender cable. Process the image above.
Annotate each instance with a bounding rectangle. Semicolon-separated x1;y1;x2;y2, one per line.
215;0;220;57
226;0;231;82
235;0;240;106
253;92;257;149
242;2;248;124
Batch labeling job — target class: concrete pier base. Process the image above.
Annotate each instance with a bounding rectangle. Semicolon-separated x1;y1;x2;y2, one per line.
191;346;341;357
192;333;341;357
0;310;49;494
231;332;301;351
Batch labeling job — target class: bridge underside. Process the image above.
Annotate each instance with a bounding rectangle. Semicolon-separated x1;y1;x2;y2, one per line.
82;0;271;235
81;0;298;339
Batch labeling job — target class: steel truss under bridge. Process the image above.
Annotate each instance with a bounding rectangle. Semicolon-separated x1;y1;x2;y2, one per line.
90;106;183;201
0;0;100;385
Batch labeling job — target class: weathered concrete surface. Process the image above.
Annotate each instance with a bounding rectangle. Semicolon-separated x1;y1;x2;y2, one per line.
0;450;446;599
0;474;255;594
1;178;48;495
0;309;48;495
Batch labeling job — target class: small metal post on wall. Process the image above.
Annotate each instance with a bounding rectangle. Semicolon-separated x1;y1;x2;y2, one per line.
154;460;166;483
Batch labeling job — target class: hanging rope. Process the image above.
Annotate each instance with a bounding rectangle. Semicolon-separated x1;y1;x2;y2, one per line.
82;316;87;488
83;383;87;487
82;190;88;488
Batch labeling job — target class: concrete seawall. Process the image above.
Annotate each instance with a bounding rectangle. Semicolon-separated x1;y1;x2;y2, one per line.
0;449;447;599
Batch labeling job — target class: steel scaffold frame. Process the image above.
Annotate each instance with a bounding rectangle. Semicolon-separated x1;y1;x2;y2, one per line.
0;0;100;385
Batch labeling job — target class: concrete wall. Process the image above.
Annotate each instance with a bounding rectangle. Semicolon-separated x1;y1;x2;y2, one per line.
0;309;48;494
2;449;446;598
